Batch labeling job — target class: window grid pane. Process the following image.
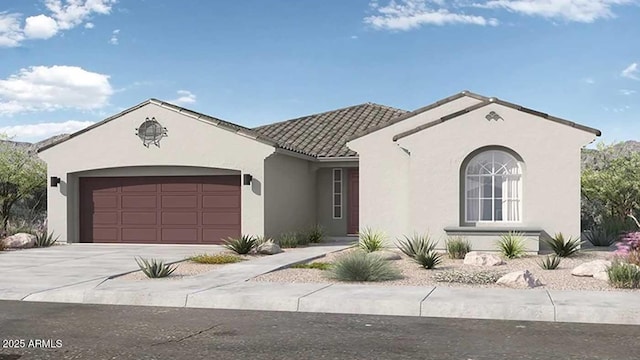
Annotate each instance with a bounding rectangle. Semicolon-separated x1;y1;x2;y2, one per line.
332;169;342;219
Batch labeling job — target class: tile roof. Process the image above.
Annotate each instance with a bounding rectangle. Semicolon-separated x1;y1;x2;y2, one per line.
253;103;408;158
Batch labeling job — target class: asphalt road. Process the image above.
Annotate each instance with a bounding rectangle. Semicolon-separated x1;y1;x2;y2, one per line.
0;300;638;360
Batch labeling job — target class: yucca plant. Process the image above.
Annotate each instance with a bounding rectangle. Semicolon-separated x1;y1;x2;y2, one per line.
607;260;640;289
414;251;444;269
329;250;401;282
135;257;178;278
396;233;436;258
358;227;386;252
34;231;59;248
307;225;325;243
583;228;617;247
223;235;257;254
496;232;527;259
189;253;242;264
445;236;472;259
543;233;583;257
278;232;299;248
537;254;561;270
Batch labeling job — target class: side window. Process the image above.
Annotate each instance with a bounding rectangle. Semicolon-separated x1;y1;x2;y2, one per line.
333;169;342;219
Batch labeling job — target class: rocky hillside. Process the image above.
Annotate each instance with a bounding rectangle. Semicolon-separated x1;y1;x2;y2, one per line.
581;140;640;169
0;134;69;155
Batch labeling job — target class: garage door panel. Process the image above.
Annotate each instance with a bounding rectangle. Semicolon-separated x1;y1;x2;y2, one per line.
80;175;240;244
162;212;198;225
203;195;240;208
202;212;240;226
122;212;157;225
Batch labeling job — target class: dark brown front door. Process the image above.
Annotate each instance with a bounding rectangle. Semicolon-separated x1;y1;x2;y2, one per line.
79;176;241;244
347;169;359;235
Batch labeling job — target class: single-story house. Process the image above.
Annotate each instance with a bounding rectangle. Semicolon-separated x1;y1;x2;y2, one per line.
38;91;600;252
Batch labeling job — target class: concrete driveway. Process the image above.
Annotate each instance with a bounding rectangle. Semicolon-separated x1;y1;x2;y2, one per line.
0;244;222;300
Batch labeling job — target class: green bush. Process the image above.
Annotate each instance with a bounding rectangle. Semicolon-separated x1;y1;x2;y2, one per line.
414;251;443;269
296;231;311;246
396;233;436;258
291;262;332;270
135;257;178;278
223;235;257;254
445;236;471;259
537;254;561;270
34;231;59;248
278;232;299;248
543;233;583;257
306;225;325;243
583;228;617;247
607;260;640;289
329;251;401;282
358;228;385;253
189;253;242;264
496;232;527;259
434;270;504;284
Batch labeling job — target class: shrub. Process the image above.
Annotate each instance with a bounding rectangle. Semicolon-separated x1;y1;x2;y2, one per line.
616;231;640;266
583;228;617;247
189;253;242;264
414;251;443;269
34;231;59;248
537;254;561;270
396;233;436;258
358;228;385;253
278;232;299;248
223;235;257;254
434;270;504;285
291;262;332;270
329;251;401;282
296;231;311;246
496;232;527;259
135;257;178;278
445;236;471;259
543;233;583;257
607;260;640;289
306;225;325;243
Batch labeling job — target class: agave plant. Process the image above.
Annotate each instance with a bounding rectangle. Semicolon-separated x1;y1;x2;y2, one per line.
414;251;444;269
358;227;386;252
496;232;527;259
34;231;59;248
135;257;178;278
543;233;583;257
537;254;561;270
396;233;436;258
583;228;617;247
223;235;257;254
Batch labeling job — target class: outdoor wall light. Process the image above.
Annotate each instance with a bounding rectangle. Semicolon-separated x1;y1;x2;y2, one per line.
50;176;61;187
243;174;253;186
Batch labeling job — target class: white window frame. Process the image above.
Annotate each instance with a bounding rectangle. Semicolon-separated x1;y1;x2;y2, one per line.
332;168;343;219
464;150;522;224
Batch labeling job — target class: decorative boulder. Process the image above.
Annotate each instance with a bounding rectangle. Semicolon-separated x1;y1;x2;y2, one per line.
571;260;612;277
463;251;505;266
497;270;542;288
367;250;402;261
1;233;36;249
593;271;609;281
257;242;283;255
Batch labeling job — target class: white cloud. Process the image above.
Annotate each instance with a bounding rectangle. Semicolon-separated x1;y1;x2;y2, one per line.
171;90;197;105
0;0;117;47
622;62;639;80
480;0;635;23
0;12;25;47
0;65;113;115
620;89;636;95
365;0;499;30
84;22;94;29
0;120;94;141
109;28;119;45
583;77;595;84
24;14;59;39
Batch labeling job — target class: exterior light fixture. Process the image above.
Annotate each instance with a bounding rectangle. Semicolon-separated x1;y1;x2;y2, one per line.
50;176;61;187
243;174;253;185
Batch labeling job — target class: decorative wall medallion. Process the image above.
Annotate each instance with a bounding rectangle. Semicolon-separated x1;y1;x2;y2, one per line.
135;117;167;147
485;111;503;122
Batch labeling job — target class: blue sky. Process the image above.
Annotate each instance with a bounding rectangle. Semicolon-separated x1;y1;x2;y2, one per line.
0;0;639;144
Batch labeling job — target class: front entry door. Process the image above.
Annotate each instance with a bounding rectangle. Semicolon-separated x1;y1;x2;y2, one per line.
347;169;359;234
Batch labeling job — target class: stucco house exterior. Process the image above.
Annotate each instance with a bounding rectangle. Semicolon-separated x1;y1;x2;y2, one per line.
38;91;600;252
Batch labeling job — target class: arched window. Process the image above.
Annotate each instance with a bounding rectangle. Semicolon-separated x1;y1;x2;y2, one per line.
465;150;521;222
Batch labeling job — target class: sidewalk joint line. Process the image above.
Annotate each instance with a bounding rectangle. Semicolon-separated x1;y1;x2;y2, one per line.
545;290;556;322
419;287;437;316
297;284;334;311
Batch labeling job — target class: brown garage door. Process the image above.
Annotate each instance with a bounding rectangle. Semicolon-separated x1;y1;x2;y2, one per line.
79;176;241;244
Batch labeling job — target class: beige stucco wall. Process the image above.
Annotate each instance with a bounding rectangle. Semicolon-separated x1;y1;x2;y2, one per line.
38;102;276;243
348;97;597;251
263;153;316;239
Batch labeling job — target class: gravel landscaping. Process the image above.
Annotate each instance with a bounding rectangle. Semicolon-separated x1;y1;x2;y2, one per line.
251;246;638;291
